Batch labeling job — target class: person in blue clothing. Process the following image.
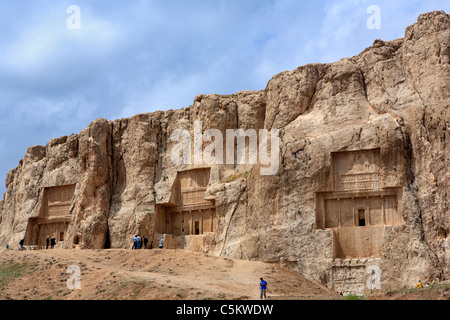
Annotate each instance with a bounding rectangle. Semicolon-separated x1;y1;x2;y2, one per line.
260;277;268;300
136;235;141;249
131;235;137;249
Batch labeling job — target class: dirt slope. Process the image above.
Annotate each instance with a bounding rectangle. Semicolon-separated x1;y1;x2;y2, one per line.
366;283;450;300
0;248;337;300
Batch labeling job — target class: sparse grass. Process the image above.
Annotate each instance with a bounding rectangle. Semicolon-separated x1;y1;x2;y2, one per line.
0;262;36;290
345;294;364;300
220;170;252;183
221;173;243;183
337;283;450;301
119;279;131;288
364;282;450;300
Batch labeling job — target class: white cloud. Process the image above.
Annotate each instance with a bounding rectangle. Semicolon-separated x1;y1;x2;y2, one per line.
1;8;122;77
0;1;449;197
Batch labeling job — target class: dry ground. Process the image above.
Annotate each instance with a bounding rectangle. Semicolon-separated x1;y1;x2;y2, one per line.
366;282;450;300
0;248;337;300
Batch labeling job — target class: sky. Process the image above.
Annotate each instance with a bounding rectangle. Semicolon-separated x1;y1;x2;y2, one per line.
0;0;449;197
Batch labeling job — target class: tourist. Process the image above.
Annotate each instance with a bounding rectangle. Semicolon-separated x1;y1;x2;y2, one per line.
132;235;137;249
143;236;148;249
50;236;56;249
136;235;141;249
46;236;50;249
417;280;423;288
260;277;268;300
159;238;163;249
19;238;24;251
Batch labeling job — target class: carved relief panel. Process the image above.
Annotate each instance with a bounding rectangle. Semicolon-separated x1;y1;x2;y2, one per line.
315;148;403;259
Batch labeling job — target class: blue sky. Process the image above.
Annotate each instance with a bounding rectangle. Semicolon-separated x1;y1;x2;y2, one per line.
0;0;449;197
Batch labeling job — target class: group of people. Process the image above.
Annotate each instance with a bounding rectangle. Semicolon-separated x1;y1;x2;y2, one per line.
337;290;356;296
131;235;165;249
18;234;160;251
45;236;56;249
17;235;56;251
131;235;149;249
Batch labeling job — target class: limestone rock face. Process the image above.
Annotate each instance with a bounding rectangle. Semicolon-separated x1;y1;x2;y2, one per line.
0;11;448;292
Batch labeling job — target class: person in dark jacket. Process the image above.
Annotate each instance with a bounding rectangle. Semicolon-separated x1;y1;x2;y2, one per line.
143;236;149;249
50;236;56;249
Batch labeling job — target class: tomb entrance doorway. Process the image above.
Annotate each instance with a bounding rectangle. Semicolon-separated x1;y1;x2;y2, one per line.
156;168;216;237
24;185;76;248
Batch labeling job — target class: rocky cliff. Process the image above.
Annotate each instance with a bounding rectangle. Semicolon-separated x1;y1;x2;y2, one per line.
0;11;448;293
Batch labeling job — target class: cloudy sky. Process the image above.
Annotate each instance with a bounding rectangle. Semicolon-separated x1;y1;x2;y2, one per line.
0;0;449;197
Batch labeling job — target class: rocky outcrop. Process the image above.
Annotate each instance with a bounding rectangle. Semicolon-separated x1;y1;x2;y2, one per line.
0;11;448;293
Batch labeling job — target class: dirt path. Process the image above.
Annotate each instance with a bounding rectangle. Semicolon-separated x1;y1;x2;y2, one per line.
0;248;337;300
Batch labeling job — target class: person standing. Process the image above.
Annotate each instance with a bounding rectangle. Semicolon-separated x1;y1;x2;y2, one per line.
132;235;137;249
50;236;56;249
260;277;268;300
136;235;141;249
19;238;24;251
143;236;148;249
46;236;50;249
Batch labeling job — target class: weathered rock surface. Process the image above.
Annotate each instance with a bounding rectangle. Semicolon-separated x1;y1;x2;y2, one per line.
0;11;448;293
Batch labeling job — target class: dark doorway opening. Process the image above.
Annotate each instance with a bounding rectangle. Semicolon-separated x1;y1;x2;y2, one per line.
358;209;366;226
195;221;200;235
104;228;111;249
